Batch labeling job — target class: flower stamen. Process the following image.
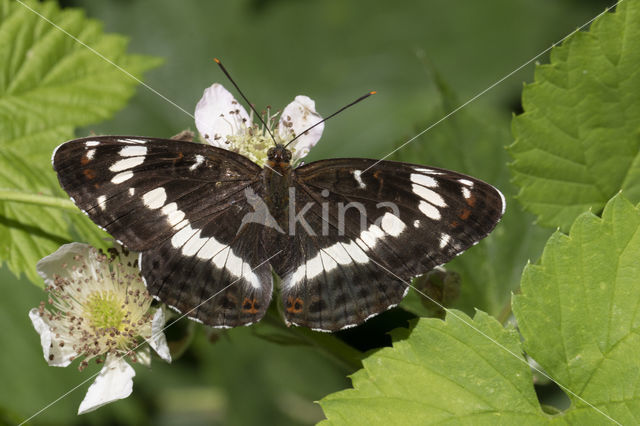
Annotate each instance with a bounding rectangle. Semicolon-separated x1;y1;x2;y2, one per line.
32;245;158;370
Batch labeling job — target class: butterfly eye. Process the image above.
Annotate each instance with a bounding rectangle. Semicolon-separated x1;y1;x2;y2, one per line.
267;147;275;159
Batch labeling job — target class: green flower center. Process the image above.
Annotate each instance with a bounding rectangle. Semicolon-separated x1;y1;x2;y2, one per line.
227;132;275;166
85;291;124;330
218;109;303;167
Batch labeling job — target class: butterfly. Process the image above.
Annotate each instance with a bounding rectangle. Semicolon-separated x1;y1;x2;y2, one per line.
52;133;504;332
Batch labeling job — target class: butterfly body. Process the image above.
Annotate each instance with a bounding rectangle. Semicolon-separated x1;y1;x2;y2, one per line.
53;136;504;331
263;145;294;225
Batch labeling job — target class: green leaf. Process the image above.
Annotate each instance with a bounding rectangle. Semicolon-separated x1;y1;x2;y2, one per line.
0;0;162;152
319;311;544;425
322;196;640;424
509;1;640;231
0;149;69;284
395;67;550;320
0;0;161;285
513;194;640;424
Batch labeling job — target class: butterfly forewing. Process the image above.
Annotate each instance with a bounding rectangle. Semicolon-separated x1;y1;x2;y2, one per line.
296;158;504;270
53;136;262;249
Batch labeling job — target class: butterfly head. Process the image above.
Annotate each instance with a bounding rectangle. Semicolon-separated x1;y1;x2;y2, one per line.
266;145;292;170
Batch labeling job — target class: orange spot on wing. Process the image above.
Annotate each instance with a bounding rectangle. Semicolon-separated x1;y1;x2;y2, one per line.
286;296;304;314
459;209;471;220
242;298;260;314
83;169;96;180
465;195;477;207
172;152;184;166
81;155;91;165
373;170;384;197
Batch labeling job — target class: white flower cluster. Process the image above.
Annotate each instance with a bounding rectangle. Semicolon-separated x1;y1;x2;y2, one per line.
194;83;324;165
29;243;171;414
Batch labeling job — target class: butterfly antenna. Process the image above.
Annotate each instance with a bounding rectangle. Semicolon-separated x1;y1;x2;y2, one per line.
283;91;376;148
214;58;277;146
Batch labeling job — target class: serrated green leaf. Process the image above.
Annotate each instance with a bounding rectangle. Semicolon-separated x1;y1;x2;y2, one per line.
0;149;69;284
0;1;162;153
509;1;640;231
0;0;161;285
513;195;640;424
319;311;545;425
0;146;111;285
322;196;640;424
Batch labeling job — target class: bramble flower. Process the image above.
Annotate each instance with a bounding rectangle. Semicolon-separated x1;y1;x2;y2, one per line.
194;83;324;166
29;243;171;414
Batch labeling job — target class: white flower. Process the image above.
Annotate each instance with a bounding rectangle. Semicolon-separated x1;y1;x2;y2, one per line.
29;243;171;415
194;83;324;166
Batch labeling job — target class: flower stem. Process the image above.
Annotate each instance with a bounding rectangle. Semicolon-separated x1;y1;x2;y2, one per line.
0;189;78;212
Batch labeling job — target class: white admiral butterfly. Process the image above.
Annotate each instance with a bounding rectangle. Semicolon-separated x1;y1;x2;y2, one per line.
53;134;504;331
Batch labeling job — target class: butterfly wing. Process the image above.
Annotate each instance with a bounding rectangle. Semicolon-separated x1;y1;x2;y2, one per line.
53;136;273;327
275;158;505;331
273;194;410;332
139;192;273;327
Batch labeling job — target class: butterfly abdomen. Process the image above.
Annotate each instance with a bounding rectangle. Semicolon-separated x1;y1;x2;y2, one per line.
262;162;293;226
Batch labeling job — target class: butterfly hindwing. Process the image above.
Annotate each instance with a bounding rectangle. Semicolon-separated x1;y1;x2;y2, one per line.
139;185;273;327
272;184;408;331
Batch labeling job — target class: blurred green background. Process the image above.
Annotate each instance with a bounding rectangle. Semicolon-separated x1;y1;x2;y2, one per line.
1;0;613;425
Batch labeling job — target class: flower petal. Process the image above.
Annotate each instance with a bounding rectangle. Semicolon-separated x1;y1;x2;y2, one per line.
29;308;77;367
36;242;92;288
148;308;171;363
78;355;135;415
195;83;251;148
136;347;152;367
277;95;324;162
